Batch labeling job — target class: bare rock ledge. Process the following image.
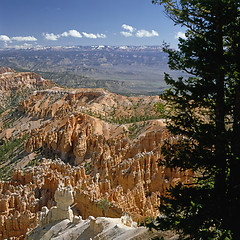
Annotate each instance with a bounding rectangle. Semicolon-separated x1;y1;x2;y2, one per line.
26;184;165;240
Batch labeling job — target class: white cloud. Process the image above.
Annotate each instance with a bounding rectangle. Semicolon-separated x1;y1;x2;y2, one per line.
96;33;106;38
61;30;82;38
120;24;159;38
122;24;135;33
6;43;33;49
0;35;11;42
136;29;159;38
44;29;106;41
82;32;97;39
44;33;60;41
11;36;37;41
68;30;82;38
120;31;133;37
0;34;38;45
120;24;135;37
175;31;187;39
61;31;69;37
82;32;106;39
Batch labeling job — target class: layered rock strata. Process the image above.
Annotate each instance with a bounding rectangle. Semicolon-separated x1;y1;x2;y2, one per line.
0;72;54;92
0;68;56;110
0;66;15;74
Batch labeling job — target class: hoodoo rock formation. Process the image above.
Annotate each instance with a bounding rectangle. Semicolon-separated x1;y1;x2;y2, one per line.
26;183;163;240
0;69;192;239
38;183;75;226
0;155;191;239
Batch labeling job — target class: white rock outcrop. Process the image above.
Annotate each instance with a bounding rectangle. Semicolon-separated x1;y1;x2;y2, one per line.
27;216;157;240
39;183;74;226
26;184;163;240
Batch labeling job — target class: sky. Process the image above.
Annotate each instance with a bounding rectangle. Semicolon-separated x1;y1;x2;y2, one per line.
0;0;186;49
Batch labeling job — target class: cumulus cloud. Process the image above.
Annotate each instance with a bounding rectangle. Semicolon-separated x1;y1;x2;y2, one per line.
122;24;135;33
120;31;133;37
0;34;38;46
44;29;107;41
135;29;159;38
65;30;82;38
82;32;97;39
0;35;11;42
11;36;37;41
175;31;187;39
43;33;60;41
61;32;69;37
44;30;83;41
96;33;106;38
120;24;159;38
120;24;135;37
82;32;106;39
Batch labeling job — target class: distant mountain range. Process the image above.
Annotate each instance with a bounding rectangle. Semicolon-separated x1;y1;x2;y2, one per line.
0;46;186;95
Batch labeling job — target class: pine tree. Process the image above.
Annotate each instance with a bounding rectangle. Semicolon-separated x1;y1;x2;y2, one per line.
149;0;240;239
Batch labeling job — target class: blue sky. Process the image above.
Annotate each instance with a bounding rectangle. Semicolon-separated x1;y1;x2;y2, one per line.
0;0;185;49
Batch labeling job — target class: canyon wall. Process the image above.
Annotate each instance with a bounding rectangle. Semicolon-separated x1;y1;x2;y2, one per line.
0;69;192;239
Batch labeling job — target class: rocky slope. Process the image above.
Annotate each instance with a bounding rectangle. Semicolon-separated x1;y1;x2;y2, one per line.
0;66;56;110
26;183;175;240
0;68;192;239
0;67;15;74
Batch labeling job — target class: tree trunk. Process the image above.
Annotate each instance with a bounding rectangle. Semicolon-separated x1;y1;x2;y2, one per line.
230;31;240;238
214;9;227;223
